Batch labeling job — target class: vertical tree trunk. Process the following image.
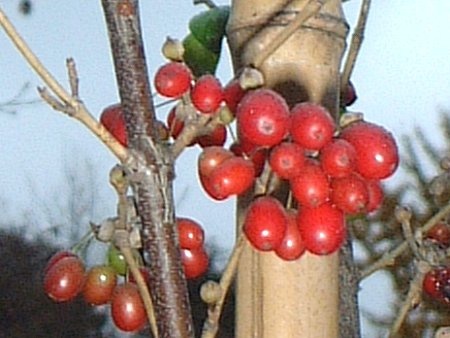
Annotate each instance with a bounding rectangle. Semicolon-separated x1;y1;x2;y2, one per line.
227;1;349;337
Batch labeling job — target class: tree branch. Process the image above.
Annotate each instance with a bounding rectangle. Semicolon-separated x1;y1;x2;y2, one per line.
101;1;194;337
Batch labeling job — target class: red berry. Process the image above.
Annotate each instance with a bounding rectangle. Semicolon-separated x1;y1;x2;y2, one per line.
154;62;192;98
298;203;346;255
290;161;330;208
111;283;147;332
269;142;306;179
340;121;399;179
330;173;369;215
83;265;117;305
365;179;384;213
237;89;289;147
290;102;335;151
275;210;306;261
208;156;255;200
197;124;227;148
44;256;85;302
423;269;444;300
181;247;209;279
100;104;128;147
191;74;224;114
243;196;288;251
166;106;185;139
198;146;235;178
45;250;76;274
230;142;268;177
223;79;246;114
320;139;356;178
426;222;450;248
177;217;205;250
342;81;357;107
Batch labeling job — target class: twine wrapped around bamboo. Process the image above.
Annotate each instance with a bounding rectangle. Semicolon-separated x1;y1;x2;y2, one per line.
227;1;349;337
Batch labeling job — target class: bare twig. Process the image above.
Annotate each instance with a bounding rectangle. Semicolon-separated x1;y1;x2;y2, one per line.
361;200;450;279
341;0;372;90
201;234;245;338
0;6;128;162
388;261;430;337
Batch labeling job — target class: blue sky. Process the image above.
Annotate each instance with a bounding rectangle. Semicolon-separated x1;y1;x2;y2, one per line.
1;1;450;336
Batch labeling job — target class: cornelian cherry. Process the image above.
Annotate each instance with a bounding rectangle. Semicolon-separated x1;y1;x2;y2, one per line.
298;203;345;255
44;255;85;302
177;217;205;250
275;210;306;261
111;283;147;332
154;62;192;98
100;104;128;147
191;74;223;114
340;121;398;179
83;265;117;305
243;196;288;251
290;102;335;151
269;142;306;179
237;89;289;147
290;161;330;208
181;247;209;279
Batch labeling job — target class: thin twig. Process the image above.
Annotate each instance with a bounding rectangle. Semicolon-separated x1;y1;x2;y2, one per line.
252;0;329;69
110;165;158;337
0;6;128;162
341;0;372;90
388;261;431;337
361;200;450;279
201;234;246;338
0;8;73;106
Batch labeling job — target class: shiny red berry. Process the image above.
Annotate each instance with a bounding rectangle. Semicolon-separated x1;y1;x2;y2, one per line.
290;161;330;208
330;173;369;215
208;156;255;200
340;121;399;179
237;89;289;147
191;74;223;114
320;139;356;178
298;203;346;255
44;256;85;302
83;265;117;305
100;104;128;147
243;196;288;251
269;142;306;179
275;210;306;261
181;247;209;279
154;62;192;98
290;102;335;151
177;217;205;250
111;283;147;332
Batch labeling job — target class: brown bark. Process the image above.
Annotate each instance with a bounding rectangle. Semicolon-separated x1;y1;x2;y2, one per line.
101;1;194;337
227;1;355;337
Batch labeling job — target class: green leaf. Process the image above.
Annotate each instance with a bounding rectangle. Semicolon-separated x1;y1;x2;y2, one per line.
189;5;230;54
183;33;219;77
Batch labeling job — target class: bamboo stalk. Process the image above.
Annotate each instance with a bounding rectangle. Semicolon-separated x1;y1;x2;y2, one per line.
227;1;349;337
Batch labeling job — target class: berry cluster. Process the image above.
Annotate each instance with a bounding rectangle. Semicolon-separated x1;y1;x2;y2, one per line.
43;217;208;333
101;57;399;260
